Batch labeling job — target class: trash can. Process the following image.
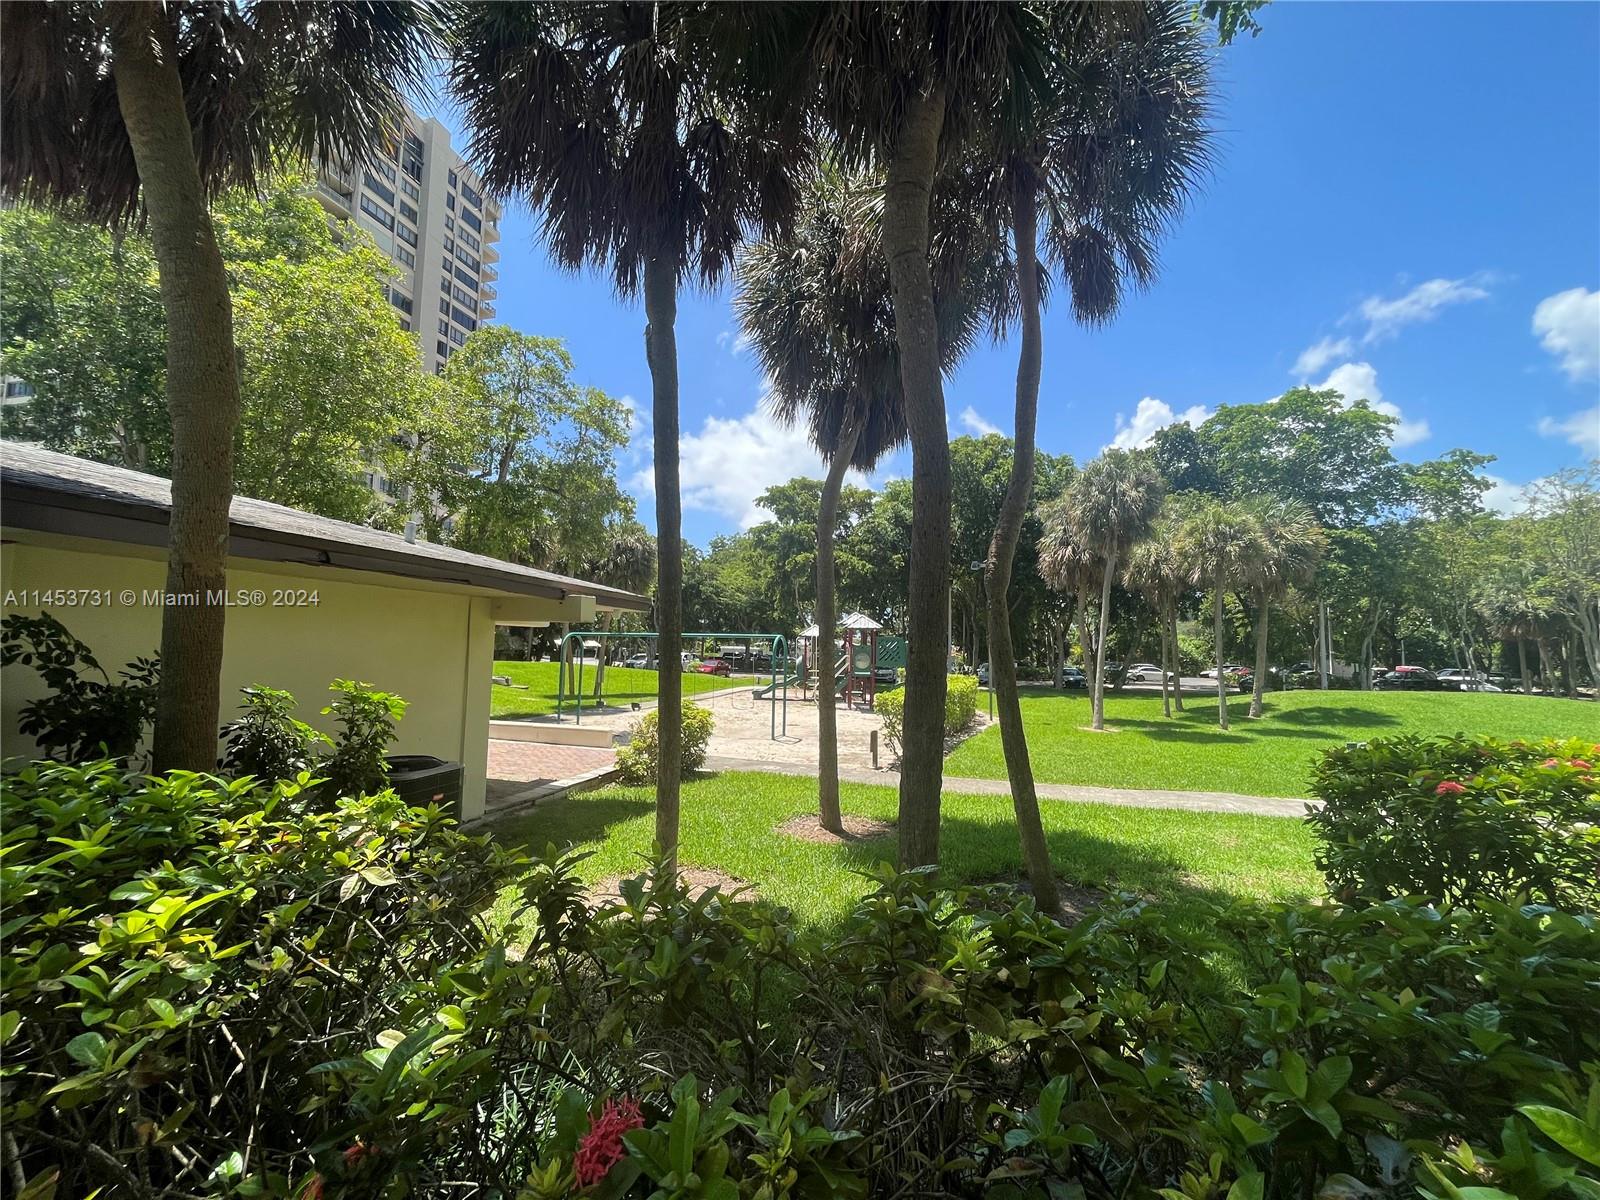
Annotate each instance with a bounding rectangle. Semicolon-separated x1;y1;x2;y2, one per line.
384;755;463;822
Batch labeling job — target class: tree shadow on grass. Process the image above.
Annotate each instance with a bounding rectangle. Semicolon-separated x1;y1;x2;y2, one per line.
486;793;653;854
1268;704;1402;729
1102;718;1253;745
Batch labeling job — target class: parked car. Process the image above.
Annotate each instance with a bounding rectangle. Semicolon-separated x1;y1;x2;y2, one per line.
976;663;991;686
695;658;732;676
875;666;902;688
1061;666;1088;690
1199;664;1244;679
625;652;651;670
1125;663;1164;682
1102;662;1125;684
1374;665;1444;691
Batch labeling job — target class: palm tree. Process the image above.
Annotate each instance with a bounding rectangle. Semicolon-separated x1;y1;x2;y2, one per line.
735;164;1005;838
800;4;1062;869
1122;507;1192;720
450;4;811;868
1177;496;1262;731
1061;451;1165;730
1;2;442;770
1241;498;1325;718
979;1;1212;874
1038;496;1101;688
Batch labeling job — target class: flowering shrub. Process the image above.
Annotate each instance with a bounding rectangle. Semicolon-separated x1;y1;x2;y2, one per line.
1308;734;1600;908
615;701;715;785
6;754;1598;1200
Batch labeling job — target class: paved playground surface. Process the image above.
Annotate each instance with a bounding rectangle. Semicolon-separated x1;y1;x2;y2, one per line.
558;683;901;774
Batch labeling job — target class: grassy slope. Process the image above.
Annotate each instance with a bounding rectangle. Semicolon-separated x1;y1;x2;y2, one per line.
489;771;1318;933
945;688;1591;797
491;660;759;719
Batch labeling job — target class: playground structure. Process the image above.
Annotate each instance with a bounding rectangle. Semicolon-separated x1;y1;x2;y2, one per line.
555;629;791;739
798;613;900;710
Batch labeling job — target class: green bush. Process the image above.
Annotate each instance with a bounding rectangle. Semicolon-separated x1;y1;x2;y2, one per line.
1309;734;1600;908
220;684;329;783
879;675;979;760
615;701;714;785
0;758;516;1198
319;677;408;799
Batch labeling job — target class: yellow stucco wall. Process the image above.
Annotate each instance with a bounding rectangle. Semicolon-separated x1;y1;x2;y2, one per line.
2;540;493;818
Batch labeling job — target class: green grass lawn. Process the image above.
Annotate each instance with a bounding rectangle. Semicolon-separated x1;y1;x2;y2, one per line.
491;660;759;719
946;687;1592;798
489;771;1318;933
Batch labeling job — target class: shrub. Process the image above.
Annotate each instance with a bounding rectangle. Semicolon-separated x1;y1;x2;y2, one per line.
945;673;979;735
0;758;518;1198
220;684;329;783
1309;733;1600;908
319;677;408;799
0;612;159;762
615;700;714;785
878;675;980;760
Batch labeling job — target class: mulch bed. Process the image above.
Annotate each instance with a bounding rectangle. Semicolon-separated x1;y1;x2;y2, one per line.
776;813;897;845
974;874;1107;925
584;867;753;908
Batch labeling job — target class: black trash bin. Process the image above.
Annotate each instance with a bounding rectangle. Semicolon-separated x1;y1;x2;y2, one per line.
385;755;464;822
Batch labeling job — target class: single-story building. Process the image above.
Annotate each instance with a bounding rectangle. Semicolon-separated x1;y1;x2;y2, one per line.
1;444;648;819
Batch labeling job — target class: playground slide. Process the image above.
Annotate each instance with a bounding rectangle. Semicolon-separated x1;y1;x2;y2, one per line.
752;673;801;699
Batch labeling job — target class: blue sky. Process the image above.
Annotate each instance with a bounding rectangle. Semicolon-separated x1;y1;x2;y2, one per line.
430;2;1600;545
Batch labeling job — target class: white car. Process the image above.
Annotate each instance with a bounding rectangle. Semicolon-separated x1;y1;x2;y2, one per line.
1125;663;1164;682
625;653;651;670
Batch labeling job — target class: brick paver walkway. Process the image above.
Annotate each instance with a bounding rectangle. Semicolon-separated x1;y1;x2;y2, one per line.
486;740;617;812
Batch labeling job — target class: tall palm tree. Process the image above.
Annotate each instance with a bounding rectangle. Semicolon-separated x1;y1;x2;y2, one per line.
581;519;657;699
800;4;1062;869
450;4;811;868
1122;509;1192;720
1242;498;1324;718
1178;495;1261;731
2;1;442;771
1061;451;1165;730
1038;495;1101;686
735;165;1005;838
979;1;1212;881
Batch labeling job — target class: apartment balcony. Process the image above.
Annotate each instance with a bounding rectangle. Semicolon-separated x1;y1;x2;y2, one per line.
481;241;500;264
479;302;497;320
480;262;499;284
479;282;496;301
320;164;355;195
315;184;352;218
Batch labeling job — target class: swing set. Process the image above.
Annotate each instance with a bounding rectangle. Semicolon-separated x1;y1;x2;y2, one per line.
555;629;792;739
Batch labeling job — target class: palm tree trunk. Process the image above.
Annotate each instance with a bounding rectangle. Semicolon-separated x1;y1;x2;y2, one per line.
1249;589;1270;718
1169;602;1185;712
110;6;241;772
643;252;683;871
882;84;949;871
1092;553;1116;730
816;420;860;836
986;175;1058;912
1214;580;1230;731
1159;606;1172;719
1517;637;1531;694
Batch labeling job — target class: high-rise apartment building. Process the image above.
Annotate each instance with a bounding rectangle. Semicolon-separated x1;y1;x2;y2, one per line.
314;105;501;376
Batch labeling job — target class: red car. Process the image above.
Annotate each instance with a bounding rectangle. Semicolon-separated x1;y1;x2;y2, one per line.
694;658;732;676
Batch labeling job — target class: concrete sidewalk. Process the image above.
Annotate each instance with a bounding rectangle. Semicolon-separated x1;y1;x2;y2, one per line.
701;754;1309;818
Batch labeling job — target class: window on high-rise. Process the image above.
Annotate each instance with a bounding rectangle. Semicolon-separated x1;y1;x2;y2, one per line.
460;228;481;252
448;169;458;188
390;291;414;316
399;200;417;224
450;306;477;332
460;207;482;233
448;326;467;347
453;264;479;291
397;246;416;268
400;176;420;202
445;193;455;211
376;160;397;184
439;318;450;336
396;223;418;247
359;194;394;229
457;248;480;273
444;215;455;232
437;340;448;358
439;297;450;315
461;182;483;209
362;172;395;206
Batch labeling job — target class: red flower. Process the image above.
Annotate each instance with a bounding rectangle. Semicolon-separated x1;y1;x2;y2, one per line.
574;1098;645;1188
344;1141;379;1167
300;1174;324;1200
1435;780;1466;795
1569;759;1593;770
1542;758;1561;768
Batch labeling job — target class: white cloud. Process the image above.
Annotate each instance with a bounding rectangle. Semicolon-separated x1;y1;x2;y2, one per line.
1314;361;1431;448
958;405;1003;437
714;328;752;356
1482;474;1543;517
1105;397;1212;451
1356;276;1491;344
1292;336;1354;377
1536;404;1600;456
1532;287;1600;381
631;404;855;529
